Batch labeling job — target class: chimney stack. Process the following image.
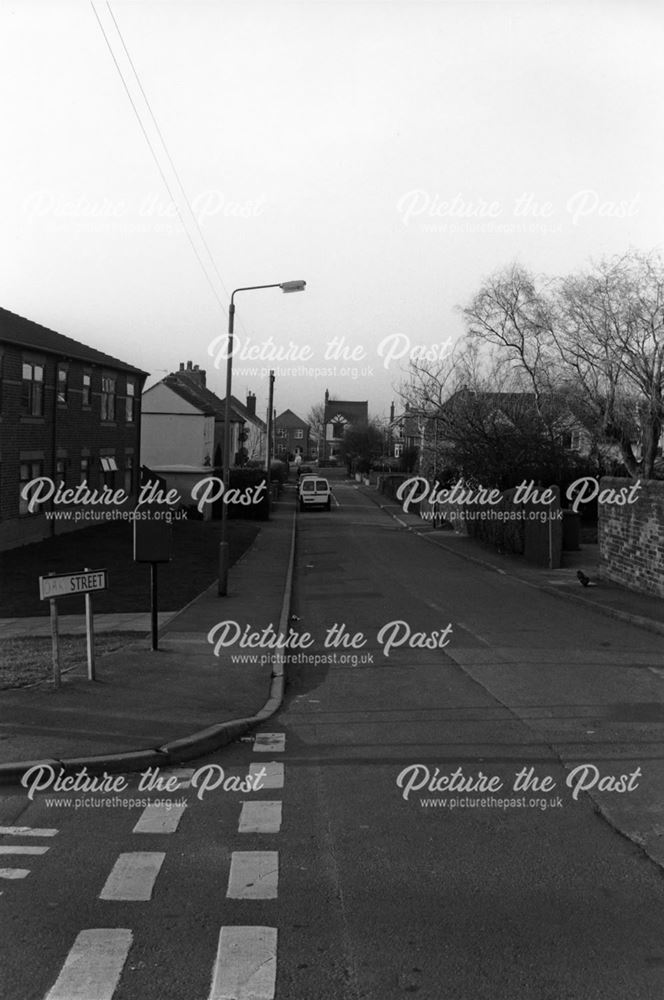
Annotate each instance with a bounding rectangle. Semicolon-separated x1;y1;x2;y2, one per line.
246;392;256;417
177;361;206;388
390;401;395;423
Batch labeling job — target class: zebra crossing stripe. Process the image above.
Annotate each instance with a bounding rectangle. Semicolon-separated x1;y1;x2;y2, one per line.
249;762;284;789
160;768;195;789
227;852;279;899
253;733;285;753
43;928;133;1000
0;826;57;837
0;846;49;855
208;926;277;1000
238;801;282;834
99;852;165;901
0;868;30;879
133;802;187;834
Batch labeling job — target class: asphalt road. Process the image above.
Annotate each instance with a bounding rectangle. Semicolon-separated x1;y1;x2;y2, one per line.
2;477;664;1000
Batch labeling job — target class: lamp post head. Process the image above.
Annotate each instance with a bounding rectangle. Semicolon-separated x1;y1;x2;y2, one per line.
280;280;307;293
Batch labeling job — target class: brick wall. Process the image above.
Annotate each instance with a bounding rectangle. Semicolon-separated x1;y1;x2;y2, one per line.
0;343;143;550
598;477;664;598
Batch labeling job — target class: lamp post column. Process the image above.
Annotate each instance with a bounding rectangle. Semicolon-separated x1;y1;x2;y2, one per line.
218;299;235;596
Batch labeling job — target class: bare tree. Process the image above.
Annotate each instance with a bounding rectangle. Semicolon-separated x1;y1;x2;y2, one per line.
553;251;664;478
462;263;559;413
462;252;664;479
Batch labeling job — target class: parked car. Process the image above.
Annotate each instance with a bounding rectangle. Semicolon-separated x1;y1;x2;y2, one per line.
298;476;332;511
297;464;313;479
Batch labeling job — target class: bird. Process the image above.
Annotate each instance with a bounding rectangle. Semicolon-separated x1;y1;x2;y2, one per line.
577;570;595;587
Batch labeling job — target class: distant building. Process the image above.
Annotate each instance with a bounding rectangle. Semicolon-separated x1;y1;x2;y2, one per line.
0;306;147;550
223;392;267;464
141;361;247;504
275;408;310;460
322;389;369;461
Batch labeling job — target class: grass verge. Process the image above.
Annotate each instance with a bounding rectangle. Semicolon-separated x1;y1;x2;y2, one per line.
0;519;261;617
0;632;144;690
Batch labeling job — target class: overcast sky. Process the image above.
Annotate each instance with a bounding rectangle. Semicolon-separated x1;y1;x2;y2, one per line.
2;0;662;423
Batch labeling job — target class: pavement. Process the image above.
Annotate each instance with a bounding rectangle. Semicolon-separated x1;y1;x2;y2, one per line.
357;482;664;637
0;502;296;784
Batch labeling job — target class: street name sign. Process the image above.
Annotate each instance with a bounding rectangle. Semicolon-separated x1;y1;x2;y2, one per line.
39;569;108;601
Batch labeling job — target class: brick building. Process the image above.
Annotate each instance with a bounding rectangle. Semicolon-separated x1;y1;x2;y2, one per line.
275;408;310;460
322;389;369;462
0;307;147;550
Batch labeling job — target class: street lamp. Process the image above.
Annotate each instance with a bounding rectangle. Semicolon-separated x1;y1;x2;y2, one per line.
218;279;306;595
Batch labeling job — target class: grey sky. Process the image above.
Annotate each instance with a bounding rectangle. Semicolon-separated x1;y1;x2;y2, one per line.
2;0;662;423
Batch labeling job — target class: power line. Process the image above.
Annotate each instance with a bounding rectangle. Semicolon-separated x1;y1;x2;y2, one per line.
105;2;235;305
89;1;228;314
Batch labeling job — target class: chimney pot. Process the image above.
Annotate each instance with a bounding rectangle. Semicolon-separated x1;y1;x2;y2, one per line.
187;360;192;370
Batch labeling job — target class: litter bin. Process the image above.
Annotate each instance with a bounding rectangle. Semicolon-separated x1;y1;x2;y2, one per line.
561;509;581;551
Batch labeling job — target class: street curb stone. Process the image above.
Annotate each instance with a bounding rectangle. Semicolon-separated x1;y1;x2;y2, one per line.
0;512;297;786
361;485;664;638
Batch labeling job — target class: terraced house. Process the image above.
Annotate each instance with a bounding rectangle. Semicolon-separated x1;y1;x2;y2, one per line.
0;307;147;550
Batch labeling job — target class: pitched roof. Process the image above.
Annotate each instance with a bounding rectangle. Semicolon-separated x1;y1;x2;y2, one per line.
225;395;267;432
275;408;308;429
160;372;245;422
324;399;369;425
0;306;148;377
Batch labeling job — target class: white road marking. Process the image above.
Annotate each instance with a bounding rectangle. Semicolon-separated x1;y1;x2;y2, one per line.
0;826;57;837
132;802;187;834
238;801;282;834
208;926;277;1000
0;845;49;854
160;768;195;789
0;868;30;879
253;733;285;752
249;762;284;789
99;852;165;901
44;928;133;1000
227;851;279;899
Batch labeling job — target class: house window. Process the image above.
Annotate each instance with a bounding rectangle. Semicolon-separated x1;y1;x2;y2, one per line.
82;372;91;407
80;456;90;485
22;361;44;416
124;455;134;494
56;458;66;486
100;456;118;488
125;380;135;422
57;366;68;404
294;428;303;440
333;421;345;439
19;460;43;515
101;375;116;420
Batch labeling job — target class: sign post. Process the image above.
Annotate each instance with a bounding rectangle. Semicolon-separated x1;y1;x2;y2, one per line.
84;567;96;681
133;515;173;652
47;575;61;690
39;569;108;686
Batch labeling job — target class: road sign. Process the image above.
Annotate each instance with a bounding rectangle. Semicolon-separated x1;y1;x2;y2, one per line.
39;570;108;601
